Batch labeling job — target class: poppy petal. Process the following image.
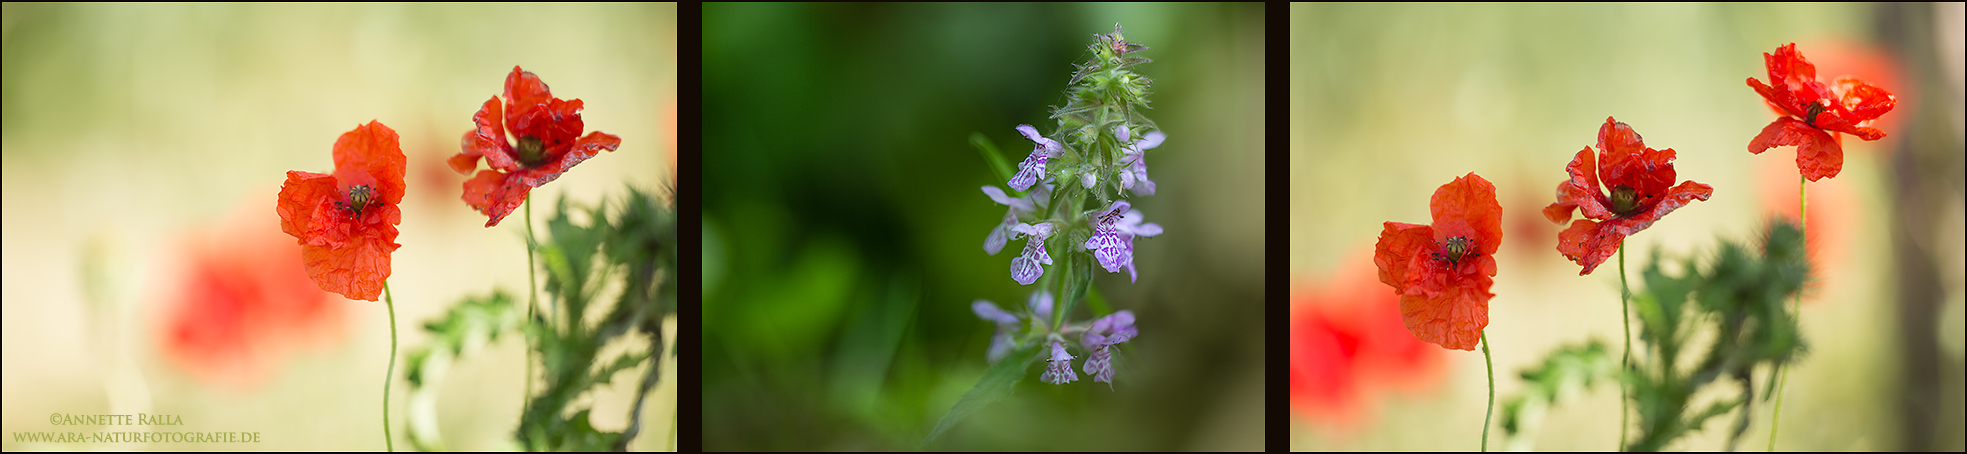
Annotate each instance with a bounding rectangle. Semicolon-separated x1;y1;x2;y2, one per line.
1551;147;1614;221
331;121;407;206
460;97;517;173
1832;76;1897;126
1749;117;1843;181
1374;222;1432;291
1610;180;1713;237
1395;280;1489;351
1429;172;1502;256
1556;219;1624;276
503;66;554;114
299;235;394;301
277;171;339;241
462;170;529;227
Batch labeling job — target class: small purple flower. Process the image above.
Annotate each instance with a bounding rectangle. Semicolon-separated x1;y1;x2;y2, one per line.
1080;310;1137;389
1009;124;1063;192
982;185;1045;255
1084;201;1164;282
1040;341;1077;385
1009;222;1055;285
972;300;1021;364
1115;125;1164;196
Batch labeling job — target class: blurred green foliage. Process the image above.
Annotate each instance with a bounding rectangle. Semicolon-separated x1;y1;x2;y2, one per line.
703;3;1266;451
1501;220;1809;452
404;186;675;451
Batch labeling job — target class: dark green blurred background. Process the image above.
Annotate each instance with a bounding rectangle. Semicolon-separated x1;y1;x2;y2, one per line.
702;3;1265;451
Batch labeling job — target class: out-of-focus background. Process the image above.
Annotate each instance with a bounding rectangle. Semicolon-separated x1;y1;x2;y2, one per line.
702;3;1264;451
1291;3;1964;451
1;3;675;451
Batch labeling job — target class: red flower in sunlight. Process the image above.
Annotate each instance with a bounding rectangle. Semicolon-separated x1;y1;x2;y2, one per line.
449;66;621;227
1543;117;1712;276
1746;43;1897;181
277;120;405;301
1291;256;1441;431
1374;173;1501;351
162;215;346;386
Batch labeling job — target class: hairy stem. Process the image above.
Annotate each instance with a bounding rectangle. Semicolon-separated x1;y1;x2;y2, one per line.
524;194;537;416
383;282;399;452
1482;330;1495;452
1619;242;1630;452
1768;175;1804;451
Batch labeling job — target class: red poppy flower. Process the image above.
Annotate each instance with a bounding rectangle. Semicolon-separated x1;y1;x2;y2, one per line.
1543;117;1712;276
277;120;405;301
449;66;622;227
1291;253;1441;432
1745;43;1897;182
1374;173;1501;351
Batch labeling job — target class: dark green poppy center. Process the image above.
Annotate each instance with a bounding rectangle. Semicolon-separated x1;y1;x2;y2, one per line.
516;135;547;166
338;184;376;215
1610;185;1641;216
1434;235;1477;265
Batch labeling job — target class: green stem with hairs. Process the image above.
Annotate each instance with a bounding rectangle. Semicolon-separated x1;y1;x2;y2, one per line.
1481;330;1495;452
524;194;538;416
1768;174;1804;451
383;282;398;452
1619;242;1630;452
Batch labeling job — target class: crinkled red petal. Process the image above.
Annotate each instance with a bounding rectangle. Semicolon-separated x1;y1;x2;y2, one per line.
456;97;515;173
462;170;530;227
1832;76;1896;126
1749;117;1843;181
515;131;621;189
1551;147;1613;222
1594;118;1676;200
1556;219;1623;275
503;66;554;114
331;121;407;206
1375;222;1432;291
299;231;397;301
1609;180;1713;237
277;171;338;241
1395;275;1490;351
1428;172;1502;256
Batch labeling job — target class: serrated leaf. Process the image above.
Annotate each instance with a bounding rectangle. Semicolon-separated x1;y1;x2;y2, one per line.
919;344;1043;450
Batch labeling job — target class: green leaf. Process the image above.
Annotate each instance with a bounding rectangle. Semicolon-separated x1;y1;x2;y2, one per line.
970;132;1015;185
919;344;1043;450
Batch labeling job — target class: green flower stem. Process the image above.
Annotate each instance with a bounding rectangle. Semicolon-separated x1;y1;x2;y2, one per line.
1619;242;1630;452
1768;175;1804;451
383;282;399;452
523;194;537;415
1481;330;1495;452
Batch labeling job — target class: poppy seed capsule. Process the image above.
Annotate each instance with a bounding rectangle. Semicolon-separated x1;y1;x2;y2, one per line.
515;135;547;166
337;184;377;215
1805;102;1825;126
1442;236;1476;264
1610;185;1640;215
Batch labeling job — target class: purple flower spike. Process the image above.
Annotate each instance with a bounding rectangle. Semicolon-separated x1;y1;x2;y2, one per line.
1009;125;1062;192
982;185;1041;255
1009;222;1055;285
1041;341;1078;385
1116;126;1164;196
973;300;1022;364
1080;310;1137;389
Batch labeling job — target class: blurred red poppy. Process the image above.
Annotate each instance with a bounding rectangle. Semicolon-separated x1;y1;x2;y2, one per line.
1374;173;1501;351
1543;117;1712;275
450;66;621;227
277;120;405;301
161;212;346;386
1292;254;1443;432
1746;43;1898;182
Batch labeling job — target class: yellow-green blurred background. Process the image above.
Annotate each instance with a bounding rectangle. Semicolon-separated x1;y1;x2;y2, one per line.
702;2;1264;451
1291;3;1964;451
2;3;675;451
